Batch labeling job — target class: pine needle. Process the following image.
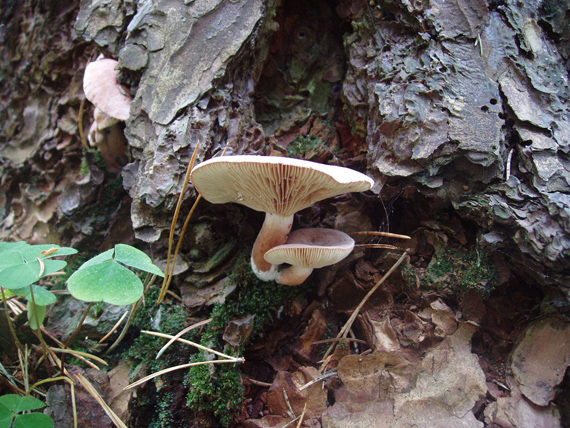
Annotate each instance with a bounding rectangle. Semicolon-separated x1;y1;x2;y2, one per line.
124;359;243;390
158;140;201;304
155;318;212;359
142;330;241;361
320;249;410;372
73;373;128;428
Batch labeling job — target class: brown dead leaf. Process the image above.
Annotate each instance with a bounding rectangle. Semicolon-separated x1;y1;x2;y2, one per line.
510;317;570;406
362;314;400;353
484;378;562;428
107;361;133;422
324;325;487;428
291;308;327;362
266;367;328;419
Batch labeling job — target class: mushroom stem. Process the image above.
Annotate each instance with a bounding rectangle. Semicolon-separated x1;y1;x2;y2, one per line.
251;213;294;281
275;266;314;286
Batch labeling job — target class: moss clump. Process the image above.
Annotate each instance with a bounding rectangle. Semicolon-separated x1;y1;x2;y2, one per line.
185;250;310;426
125;287;190;372
404;247;499;296
148;392;176;428
186;352;244;427
209;250;309;335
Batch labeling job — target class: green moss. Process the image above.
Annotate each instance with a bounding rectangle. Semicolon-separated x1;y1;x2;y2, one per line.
287;134;325;158
404;247;499;296
89;301;107;318
125;288;190;372
210;250;309;335
185;250;309;426
80;157;89;178
186;353;244;427
149;392;176;428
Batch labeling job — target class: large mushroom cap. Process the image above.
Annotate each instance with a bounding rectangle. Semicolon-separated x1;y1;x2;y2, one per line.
83;58;132;121
264;228;355;269
190;155;373;217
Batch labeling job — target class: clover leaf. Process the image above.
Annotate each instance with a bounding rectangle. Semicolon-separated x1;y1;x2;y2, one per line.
66;244;164;306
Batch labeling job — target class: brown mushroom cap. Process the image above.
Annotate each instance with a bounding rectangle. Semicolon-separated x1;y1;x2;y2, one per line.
83;58;132;121
264;228;355;285
190;155;374;217
264;228;355;268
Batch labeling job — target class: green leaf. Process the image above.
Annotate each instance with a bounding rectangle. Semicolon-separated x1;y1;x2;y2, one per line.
12;286;56;306
0;260;67;290
14;413;54;428
67;260;144;305
20;245;77;261
0;402;14;427
0;394;46;413
114;244;164;277
27;302;47;330
76;249;115;271
0;242;29;253
0;251;25;271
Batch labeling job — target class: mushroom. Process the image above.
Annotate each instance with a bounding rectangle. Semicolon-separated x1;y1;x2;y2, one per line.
263;228;355;285
190;155;373;281
83;57;132;172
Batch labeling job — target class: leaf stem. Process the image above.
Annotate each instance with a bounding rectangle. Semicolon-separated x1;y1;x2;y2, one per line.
61;301;94;372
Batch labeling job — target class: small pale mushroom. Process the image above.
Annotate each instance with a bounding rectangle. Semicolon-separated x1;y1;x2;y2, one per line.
263;228;355;285
83;57;132;172
190;155;373;281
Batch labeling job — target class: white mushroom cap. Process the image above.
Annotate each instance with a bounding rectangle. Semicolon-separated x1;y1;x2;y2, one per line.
190;155;373;281
83;58;132;121
264;228;355;285
190;155;374;217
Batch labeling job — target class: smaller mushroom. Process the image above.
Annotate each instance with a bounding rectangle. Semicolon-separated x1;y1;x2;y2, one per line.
263;228;355;286
83;57;132;172
83;57;132;121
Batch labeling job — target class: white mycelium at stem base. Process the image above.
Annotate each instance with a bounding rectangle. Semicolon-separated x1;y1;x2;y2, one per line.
190;155;373;281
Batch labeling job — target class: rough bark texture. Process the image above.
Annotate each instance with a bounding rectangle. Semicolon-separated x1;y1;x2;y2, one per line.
66;0;570;294
1;0;570;426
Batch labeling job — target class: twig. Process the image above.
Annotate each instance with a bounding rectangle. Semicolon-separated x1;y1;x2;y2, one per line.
282;388;295;418
29;376;78;428
158;140;231;304
29;284;52;377
299;371;337;391
40;327;99;371
61;301;94;373
242;376;272;387
281;416;301;428
1;288;25;352
161;194;202;301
